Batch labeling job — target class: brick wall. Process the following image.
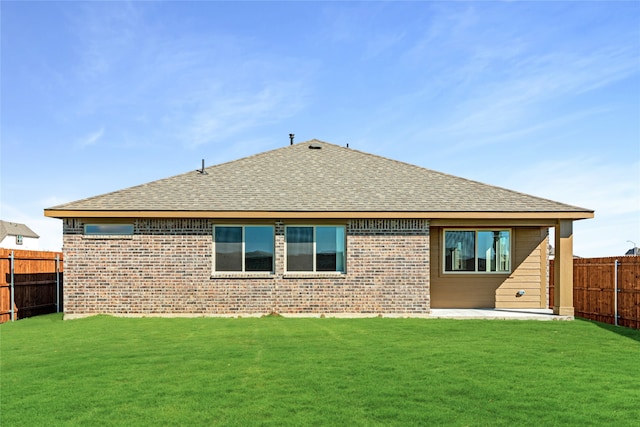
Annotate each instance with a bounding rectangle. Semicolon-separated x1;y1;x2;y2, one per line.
62;218;430;317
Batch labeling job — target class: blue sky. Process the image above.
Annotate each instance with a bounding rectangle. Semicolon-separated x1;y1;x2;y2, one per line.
1;1;639;256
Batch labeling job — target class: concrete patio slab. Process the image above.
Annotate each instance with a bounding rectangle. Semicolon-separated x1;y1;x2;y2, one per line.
429;308;573;321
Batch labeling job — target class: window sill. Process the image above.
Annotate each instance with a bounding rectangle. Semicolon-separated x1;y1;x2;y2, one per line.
283;272;347;279
441;271;511;276
210;272;275;279
82;235;133;240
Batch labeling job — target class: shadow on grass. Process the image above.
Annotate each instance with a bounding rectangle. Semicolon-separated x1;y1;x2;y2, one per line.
582;318;640;343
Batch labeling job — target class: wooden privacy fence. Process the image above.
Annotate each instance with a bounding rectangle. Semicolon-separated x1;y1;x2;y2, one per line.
0;249;63;323
550;256;640;329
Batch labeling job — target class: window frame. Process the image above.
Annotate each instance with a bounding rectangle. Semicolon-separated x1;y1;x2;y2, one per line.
284;225;346;273
442;228;512;274
212;225;275;274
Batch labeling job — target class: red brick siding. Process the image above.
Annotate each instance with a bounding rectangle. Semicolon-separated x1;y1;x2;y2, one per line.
62;218;430;317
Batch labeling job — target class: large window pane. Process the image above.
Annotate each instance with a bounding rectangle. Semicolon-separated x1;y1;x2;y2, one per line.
245;226;274;272
316;226;345;272
477;231;510;272
215;227;242;271
477;231;493;272
286;227;313;271
496;231;510;272
445;231;475;272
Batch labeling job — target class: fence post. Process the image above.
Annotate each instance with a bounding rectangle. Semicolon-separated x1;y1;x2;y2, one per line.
56;254;60;314
10;250;15;322
614;259;619;327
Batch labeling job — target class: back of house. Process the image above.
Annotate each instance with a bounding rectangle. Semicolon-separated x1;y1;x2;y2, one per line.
45;140;593;319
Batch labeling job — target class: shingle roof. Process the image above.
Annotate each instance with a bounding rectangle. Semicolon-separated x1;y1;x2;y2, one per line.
0;220;40;240
46;140;593;216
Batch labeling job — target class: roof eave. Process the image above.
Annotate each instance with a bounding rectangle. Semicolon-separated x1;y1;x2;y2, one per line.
44;209;595;220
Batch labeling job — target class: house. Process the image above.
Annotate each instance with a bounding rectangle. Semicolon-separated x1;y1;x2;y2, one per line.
44;140;593;319
0;220;40;250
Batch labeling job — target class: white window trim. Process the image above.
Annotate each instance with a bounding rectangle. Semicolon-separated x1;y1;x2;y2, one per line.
284;225;346;274
212;225;275;275
442;228;512;274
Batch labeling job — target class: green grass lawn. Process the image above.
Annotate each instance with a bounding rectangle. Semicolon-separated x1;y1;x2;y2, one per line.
1;315;639;426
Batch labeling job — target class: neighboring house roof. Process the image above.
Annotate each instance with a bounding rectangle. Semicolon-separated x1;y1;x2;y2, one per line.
45;140;594;219
0;220;40;240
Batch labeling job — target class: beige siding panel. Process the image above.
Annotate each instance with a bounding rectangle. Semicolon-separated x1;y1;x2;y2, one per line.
430;226;548;308
496;298;541;306
430;281;500;308
496;290;541;300
495;301;544;309
498;280;541;289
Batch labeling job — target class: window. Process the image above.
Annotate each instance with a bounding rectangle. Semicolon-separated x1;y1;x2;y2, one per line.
213;226;274;273
16;235;23;245
444;229;510;273
84;224;134;235
286;226;345;272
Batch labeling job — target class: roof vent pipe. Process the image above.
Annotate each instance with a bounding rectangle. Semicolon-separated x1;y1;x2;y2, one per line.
289;134;295;145
197;159;207;174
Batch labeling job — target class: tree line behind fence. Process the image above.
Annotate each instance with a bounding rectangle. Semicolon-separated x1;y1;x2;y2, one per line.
0;249;63;323
550;256;640;329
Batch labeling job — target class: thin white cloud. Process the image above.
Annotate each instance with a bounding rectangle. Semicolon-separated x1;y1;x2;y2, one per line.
70;2;142;81
362;31;406;61
436;106;611;153
435;47;637;141
76;127;105;148
391;4;640;150
181;82;308;149
64;3;313;150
